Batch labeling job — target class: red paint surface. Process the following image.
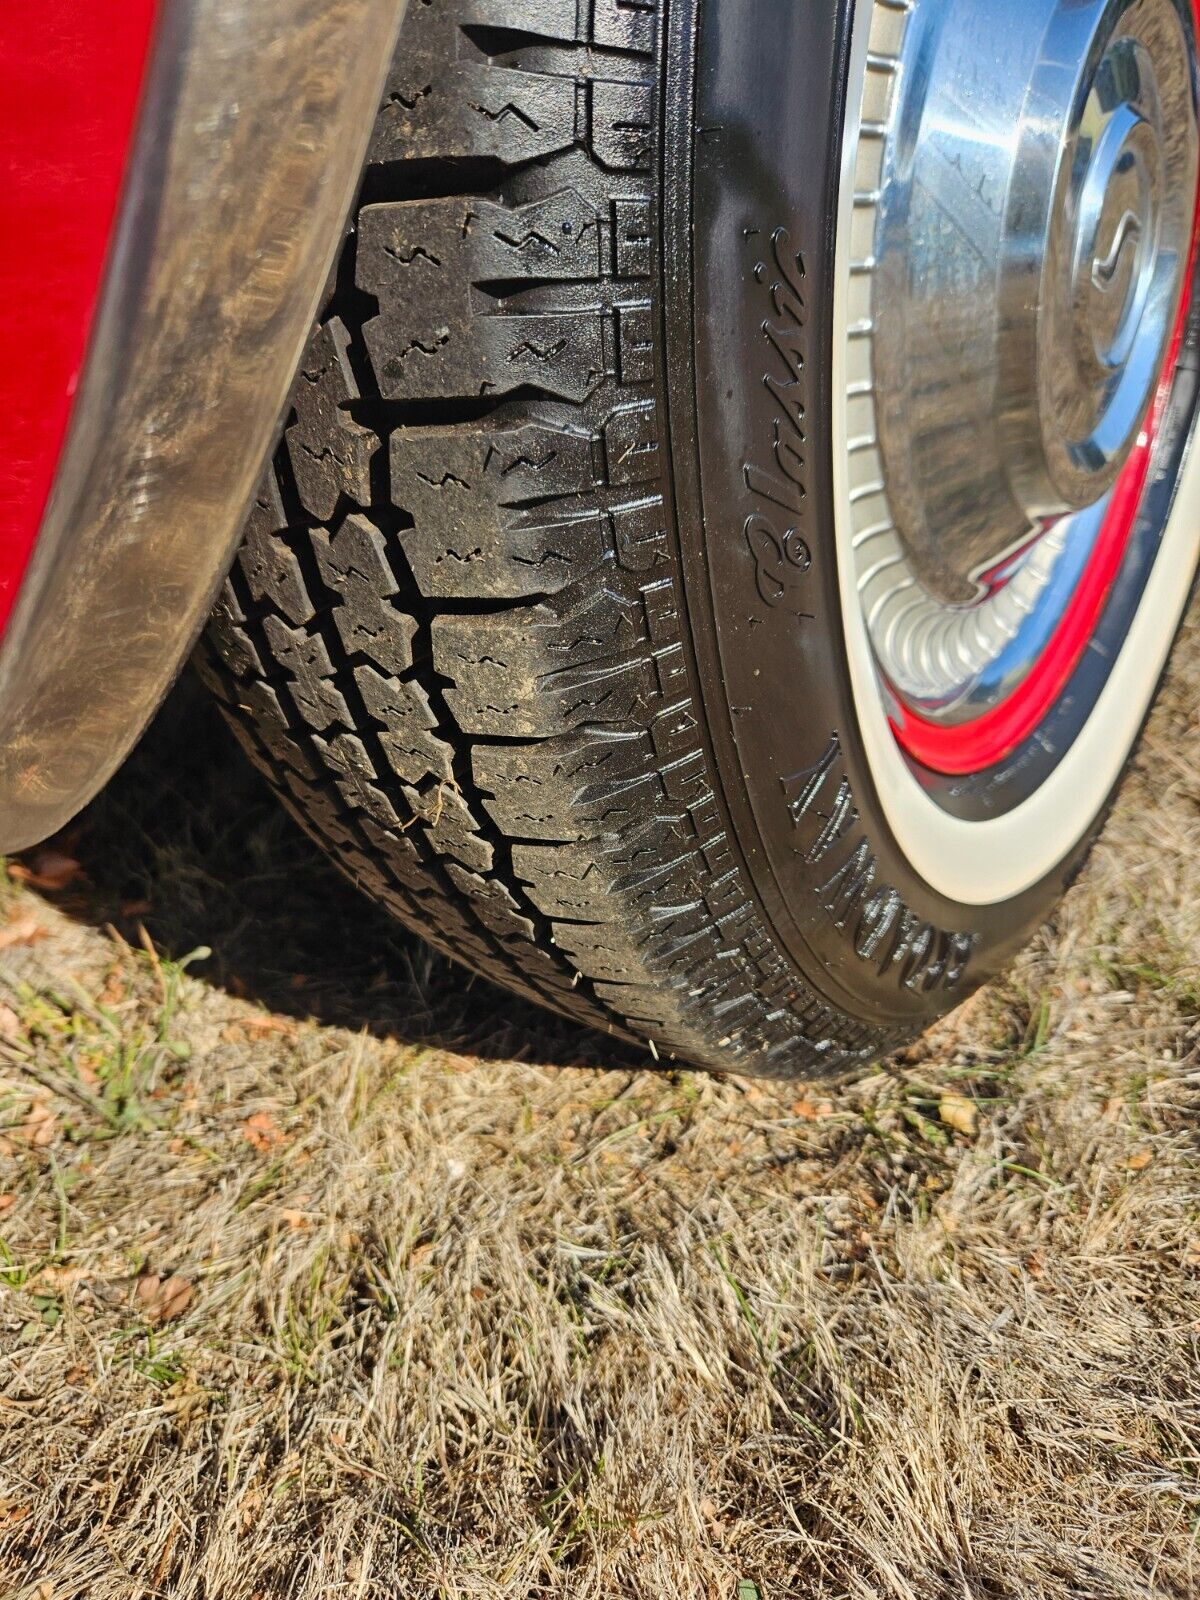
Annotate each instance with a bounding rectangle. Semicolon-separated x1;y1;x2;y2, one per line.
892;98;1200;777
0;4;159;637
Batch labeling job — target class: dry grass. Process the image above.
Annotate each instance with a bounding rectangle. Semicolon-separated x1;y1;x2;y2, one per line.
2;622;1200;1600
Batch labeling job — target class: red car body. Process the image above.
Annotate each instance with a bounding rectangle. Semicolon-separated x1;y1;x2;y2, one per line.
0;4;158;637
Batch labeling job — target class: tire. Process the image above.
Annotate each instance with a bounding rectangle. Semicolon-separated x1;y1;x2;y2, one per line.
198;0;1200;1076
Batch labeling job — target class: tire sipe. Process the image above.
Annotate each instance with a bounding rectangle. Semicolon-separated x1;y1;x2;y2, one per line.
199;0;1200;1076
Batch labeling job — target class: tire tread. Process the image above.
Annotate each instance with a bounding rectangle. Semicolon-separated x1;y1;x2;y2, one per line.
200;0;903;1073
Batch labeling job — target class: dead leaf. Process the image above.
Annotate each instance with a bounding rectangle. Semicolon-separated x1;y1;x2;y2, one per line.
791;1098;835;1120
136;1273;194;1324
242;1111;283;1153
243;1015;297;1041
36;1264;88;1291
98;970;128;1007
10;849;83;891
17;1101;58;1148
75;1056;101;1089
0;1194;15;1217
225;1016;296;1044
0;912;47;949
135;1273;161;1307
165;1375;212;1425
938;1093;979;1139
240;1488;264;1531
152;1524;178;1588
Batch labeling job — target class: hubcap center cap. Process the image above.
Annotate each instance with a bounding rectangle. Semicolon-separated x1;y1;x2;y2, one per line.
1078;103;1157;370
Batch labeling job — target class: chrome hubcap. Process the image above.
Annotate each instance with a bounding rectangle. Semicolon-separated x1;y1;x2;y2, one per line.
843;0;1197;719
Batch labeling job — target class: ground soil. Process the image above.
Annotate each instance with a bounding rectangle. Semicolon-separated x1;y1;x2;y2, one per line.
1;618;1199;1598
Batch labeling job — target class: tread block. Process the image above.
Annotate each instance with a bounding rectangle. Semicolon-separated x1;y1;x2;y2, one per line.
369;54;655;173
592;0;657;53
603;400;662;486
474;731;664;840
311;515;417;675
591;80;654;170
354;664;455;787
207;581;264;680
239;480;314;625
612;197;653;278
312;731;406;831
368;59;577;167
610;495;670;573
360;297;606;404
512;842;612;919
445;863;537;942
262;617;354;733
433;606;658;736
401;781;494;872
358;815;425;876
232;680;321;782
391;418;605;598
286;319;379;521
361;191;604;290
616;301;653;383
421;0;656;55
549;922;644;982
278;768;359;852
436;573;653;678
462;0;657;53
463;0;578;33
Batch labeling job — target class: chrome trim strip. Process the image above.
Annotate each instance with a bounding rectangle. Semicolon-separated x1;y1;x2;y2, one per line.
0;0;405;851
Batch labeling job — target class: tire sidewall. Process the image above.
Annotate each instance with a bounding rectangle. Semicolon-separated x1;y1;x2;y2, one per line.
668;0;1167;1029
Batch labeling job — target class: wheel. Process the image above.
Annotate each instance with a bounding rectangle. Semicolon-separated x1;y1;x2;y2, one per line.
199;0;1200;1076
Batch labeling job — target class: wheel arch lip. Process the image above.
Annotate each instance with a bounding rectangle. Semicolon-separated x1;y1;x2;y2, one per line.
0;0;405;853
